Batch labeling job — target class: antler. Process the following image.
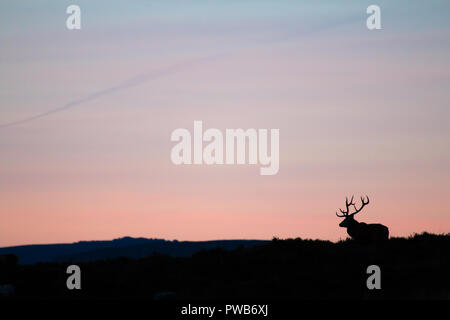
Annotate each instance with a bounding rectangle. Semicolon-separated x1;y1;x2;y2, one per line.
336;196;353;217
336;195;369;217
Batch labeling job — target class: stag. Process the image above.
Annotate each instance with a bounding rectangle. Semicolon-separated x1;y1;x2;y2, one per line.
336;196;389;243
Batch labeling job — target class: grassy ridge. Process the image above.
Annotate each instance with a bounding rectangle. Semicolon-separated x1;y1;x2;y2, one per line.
1;233;449;299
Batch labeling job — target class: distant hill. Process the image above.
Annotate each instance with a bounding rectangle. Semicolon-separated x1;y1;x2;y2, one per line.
1;233;449;299
0;237;268;265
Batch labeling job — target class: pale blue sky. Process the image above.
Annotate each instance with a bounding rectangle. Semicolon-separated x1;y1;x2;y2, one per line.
1;1;449;246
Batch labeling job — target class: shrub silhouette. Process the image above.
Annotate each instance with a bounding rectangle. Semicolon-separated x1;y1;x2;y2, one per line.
1;233;449;300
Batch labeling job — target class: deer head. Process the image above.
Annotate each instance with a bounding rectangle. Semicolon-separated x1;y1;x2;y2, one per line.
336;195;369;228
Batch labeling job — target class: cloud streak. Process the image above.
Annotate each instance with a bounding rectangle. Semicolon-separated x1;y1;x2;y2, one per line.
0;15;360;129
0;54;225;129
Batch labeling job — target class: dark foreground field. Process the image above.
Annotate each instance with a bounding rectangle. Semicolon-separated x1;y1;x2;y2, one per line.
1;233;449;300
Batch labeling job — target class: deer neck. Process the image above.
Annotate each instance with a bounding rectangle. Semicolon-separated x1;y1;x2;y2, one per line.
346;219;360;231
344;220;359;239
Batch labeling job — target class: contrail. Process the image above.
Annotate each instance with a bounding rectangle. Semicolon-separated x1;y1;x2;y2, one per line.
0;54;225;129
0;14;360;129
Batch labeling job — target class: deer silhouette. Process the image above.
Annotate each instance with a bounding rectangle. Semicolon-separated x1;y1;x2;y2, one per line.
336;196;389;243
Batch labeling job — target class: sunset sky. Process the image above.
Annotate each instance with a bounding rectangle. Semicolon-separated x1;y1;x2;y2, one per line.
1;0;450;247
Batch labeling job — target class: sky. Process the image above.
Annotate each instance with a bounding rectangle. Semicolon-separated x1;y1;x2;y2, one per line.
1;0;450;246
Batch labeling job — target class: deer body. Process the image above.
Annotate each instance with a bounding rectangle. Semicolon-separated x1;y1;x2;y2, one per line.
336;196;389;243
340;217;389;243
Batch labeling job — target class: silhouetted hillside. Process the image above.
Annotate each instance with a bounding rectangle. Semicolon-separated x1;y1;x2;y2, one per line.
1;233;449;299
0;237;268;265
